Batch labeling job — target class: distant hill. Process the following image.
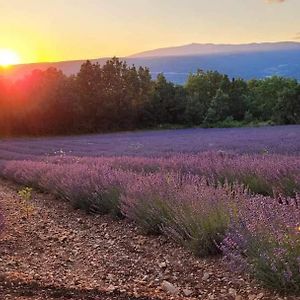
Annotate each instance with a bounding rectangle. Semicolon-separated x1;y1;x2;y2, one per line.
1;42;300;84
131;42;300;58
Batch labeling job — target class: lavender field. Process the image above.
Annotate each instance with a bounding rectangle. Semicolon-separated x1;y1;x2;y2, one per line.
0;125;299;160
1;125;300;295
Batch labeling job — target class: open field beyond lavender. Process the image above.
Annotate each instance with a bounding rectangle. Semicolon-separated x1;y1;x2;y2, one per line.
1;125;300;298
0;125;299;160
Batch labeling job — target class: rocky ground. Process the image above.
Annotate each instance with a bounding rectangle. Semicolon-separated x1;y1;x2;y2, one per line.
0;179;297;300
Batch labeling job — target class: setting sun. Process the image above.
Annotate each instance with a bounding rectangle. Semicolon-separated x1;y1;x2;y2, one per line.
0;49;21;67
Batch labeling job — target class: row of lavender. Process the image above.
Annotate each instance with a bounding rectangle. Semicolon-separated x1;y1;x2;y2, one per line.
45;152;300;197
1;152;300;294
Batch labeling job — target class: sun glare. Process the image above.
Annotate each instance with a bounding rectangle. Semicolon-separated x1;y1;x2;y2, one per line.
0;49;21;67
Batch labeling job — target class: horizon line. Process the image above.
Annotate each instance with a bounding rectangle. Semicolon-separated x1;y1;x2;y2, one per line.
3;40;300;67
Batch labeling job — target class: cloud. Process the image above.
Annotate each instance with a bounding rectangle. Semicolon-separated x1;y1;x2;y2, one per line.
265;0;286;3
293;32;300;40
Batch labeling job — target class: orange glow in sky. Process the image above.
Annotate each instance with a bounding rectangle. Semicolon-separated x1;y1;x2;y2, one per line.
1;0;300;64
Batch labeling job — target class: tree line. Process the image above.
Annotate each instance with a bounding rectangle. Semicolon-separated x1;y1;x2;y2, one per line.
0;57;299;136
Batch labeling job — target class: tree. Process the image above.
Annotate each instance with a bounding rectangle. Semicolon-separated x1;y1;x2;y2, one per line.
274;86;300;124
205;89;230;125
143;73;179;125
228;78;248;121
75;58;153;131
184;70;230;125
246;76;298;122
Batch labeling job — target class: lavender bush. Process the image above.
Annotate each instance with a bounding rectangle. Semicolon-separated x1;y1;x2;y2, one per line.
222;194;300;294
121;173;176;234
2;160;130;216
121;171;244;256
161;182;246;256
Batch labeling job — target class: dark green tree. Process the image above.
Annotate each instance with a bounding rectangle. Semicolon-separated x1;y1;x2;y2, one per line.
184;70;230;125
274;85;300;124
205;89;230;125
246;76;298;122
144;73;184;125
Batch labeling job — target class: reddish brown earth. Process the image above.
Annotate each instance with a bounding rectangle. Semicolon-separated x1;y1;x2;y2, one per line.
0;179;297;300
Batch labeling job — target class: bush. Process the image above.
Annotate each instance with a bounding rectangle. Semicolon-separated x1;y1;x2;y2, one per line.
2;161;128;217
164;203;229;256
122;172;247;256
163;182;245;256
222;194;300;295
121;174;176;234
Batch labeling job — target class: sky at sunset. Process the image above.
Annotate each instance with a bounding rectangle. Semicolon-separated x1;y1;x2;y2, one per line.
1;0;300;64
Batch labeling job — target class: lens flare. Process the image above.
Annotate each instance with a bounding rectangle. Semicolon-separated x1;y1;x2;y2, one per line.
0;49;21;67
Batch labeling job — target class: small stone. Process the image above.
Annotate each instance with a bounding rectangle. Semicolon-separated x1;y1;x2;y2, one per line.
59;235;68;242
33;274;41;280
141;275;149;281
235;296;242;300
161;280;179;295
229;288;237;296
107;285;116;292
248;295;256;300
183;288;193;296
257;293;264;299
202;272;211;281
107;274;114;281
158;261;167;269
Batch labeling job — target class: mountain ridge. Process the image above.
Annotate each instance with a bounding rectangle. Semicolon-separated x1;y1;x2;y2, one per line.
1;42;300;84
130;41;300;58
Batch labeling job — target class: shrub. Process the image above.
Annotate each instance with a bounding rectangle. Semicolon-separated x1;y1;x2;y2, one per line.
239;174;273;196
122;172;247;256
163;182;245;256
2;161;129;217
121;173;176;234
222;194;300;295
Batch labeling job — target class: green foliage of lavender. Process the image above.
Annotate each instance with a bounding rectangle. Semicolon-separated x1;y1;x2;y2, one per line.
121;173;238;255
161;182;239;256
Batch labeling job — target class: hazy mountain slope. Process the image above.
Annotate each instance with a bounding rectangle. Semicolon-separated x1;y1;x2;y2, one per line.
131;42;300;58
1;43;300;84
130;50;300;83
0;59;108;80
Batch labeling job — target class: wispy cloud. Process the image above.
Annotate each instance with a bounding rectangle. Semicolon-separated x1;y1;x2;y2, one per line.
293;32;300;40
265;0;286;3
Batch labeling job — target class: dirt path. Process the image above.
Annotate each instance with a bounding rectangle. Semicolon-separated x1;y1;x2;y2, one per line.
0;179;292;300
